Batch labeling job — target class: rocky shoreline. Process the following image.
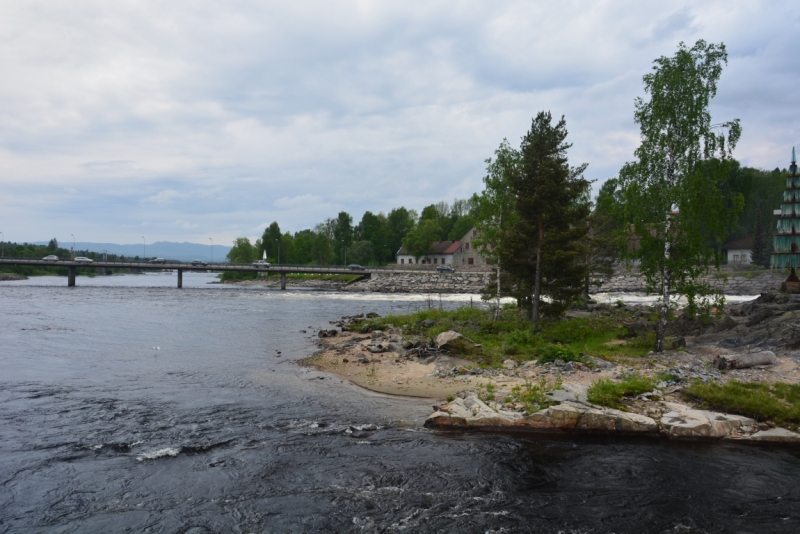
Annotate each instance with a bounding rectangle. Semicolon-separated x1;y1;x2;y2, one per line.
304;292;800;445
0;273;27;281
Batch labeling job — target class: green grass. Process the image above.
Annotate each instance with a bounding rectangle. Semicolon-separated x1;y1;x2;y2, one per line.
587;374;656;410
508;376;563;413
683;381;800;427
355;306;656;367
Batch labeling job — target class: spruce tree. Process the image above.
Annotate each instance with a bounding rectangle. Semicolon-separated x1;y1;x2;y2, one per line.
497;112;590;328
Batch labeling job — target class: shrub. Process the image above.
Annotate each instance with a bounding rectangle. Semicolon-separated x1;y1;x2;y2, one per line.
684;381;800;426
535;343;581;364
587;374;655;409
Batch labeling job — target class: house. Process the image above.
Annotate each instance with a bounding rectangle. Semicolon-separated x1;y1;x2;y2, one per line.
396;240;462;265
725;235;754;265
396;227;488;266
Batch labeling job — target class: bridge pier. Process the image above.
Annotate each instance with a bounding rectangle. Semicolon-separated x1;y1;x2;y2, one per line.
280;272;286;290
68;267;76;287
177;268;183;289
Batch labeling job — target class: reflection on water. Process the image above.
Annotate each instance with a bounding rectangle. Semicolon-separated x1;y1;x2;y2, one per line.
0;278;797;533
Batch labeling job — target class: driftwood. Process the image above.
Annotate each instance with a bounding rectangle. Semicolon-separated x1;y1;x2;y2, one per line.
714;351;777;370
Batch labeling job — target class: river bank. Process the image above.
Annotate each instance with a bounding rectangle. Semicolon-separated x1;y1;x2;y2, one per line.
306;293;800;445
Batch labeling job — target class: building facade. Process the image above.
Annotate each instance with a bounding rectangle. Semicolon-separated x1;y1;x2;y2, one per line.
396;227;488;265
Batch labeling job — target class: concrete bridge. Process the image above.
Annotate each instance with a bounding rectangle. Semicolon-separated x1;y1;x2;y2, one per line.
0;258;375;289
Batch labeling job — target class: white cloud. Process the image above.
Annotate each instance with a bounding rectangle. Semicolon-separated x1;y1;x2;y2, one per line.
0;1;798;243
143;189;185;205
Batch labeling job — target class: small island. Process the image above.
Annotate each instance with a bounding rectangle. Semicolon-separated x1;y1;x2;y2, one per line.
306;292;800;445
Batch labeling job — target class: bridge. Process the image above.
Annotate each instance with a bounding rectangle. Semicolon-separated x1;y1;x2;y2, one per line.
0;258;375;289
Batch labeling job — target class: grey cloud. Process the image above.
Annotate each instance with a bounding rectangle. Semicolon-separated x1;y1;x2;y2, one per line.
1;1;799;243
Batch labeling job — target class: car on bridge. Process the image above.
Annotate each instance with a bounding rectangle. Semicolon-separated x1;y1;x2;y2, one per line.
252;260;271;267
43;255;59;261
436;265;455;273
74;257;94;263
149;258;167;264
190;259;208;266
348;264;366;271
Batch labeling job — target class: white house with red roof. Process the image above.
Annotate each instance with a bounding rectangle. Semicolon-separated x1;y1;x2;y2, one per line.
396;227;487;266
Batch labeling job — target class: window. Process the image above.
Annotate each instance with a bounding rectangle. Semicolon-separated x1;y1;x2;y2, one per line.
468;258;474;265
472;230;477;237
465;243;469;250
434;258;438;264
401;259;404;264
733;254;739;263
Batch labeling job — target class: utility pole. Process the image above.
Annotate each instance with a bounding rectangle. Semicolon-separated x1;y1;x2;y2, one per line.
0;231;4;257
142;236;146;260
71;234;75;256
209;237;213;263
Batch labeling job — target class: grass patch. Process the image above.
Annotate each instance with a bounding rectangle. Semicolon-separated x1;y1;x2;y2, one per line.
683;381;800;427
356;306;655;368
509;376;563;413
587;374;655;410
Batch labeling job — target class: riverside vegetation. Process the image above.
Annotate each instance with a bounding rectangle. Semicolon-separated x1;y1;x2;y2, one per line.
315;295;800;440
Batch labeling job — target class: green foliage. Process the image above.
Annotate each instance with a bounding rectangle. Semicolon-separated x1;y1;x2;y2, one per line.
222;237;258;280
617;40;742;352
684;381;800;426
489;112;590;325
534;343;582;364
587;374;656;409
333;211;354;264
402;219;442;261
508;376;563;413
361;307;654;367
348;240;373;265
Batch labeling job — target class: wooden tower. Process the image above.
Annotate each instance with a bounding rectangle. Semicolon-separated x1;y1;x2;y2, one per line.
772;147;800;292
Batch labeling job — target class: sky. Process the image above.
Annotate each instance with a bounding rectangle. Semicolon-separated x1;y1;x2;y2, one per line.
1;1;799;246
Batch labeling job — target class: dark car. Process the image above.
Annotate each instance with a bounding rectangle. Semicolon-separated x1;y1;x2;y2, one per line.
190;259;208;266
149;258;167;264
436;265;455;273
347;264;366;271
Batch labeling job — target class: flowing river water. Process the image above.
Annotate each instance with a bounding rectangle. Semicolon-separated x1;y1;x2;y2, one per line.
1;273;799;533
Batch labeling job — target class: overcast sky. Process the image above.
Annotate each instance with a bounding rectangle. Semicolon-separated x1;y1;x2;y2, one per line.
1;1;798;245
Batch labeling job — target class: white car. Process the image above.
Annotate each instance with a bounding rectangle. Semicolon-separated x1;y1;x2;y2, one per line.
74;257;94;263
42;255;59;261
252;260;271;267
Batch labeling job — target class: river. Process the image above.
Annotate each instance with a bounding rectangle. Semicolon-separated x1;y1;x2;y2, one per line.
1;273;799;533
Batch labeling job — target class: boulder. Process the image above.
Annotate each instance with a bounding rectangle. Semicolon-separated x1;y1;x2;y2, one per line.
387;342;406;356
502;359;516;370
434;331;482;354
524;402;658;434
424;393;522;429
659;402;755;438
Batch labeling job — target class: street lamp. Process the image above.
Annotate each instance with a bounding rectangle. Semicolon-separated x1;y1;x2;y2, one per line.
142;236;146;260
71;234;75;256
0;231;4;257
209;237;213;263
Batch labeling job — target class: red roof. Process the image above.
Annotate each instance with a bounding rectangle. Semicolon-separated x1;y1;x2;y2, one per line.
398;240;462;256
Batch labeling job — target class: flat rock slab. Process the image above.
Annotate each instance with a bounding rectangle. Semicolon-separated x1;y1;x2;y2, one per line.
743;428;800;443
425;393;657;435
659;402;755;439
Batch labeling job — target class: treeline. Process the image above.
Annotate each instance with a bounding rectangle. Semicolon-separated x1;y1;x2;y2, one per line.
598;162;789;268
226;198;481;269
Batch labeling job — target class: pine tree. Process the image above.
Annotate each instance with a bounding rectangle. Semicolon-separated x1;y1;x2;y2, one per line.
497;112;590;328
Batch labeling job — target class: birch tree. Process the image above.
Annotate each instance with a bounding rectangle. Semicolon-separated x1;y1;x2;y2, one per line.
618;40;743;352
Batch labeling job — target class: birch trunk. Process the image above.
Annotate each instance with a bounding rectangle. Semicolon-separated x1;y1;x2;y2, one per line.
532;217;543;330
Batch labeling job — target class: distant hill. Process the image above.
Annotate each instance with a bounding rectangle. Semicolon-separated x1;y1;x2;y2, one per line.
34;241;232;263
